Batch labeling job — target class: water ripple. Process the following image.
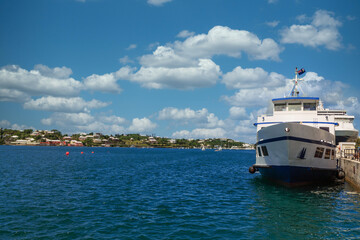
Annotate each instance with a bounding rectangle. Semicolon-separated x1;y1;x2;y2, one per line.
0;146;359;239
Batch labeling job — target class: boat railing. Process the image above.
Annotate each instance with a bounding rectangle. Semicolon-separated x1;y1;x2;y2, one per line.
342;148;360;161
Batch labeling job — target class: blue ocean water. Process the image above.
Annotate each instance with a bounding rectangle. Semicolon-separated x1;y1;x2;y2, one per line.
0;146;359;239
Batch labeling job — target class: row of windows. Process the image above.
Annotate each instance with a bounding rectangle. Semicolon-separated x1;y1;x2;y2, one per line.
314;147;335;160
274;102;317;112
257;145;335;160
257;146;268;157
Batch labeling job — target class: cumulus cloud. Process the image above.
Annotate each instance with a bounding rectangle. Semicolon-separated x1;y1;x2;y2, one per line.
172;128;226;139
0;89;30;102
0;120;34;130
41;112;129;134
42;112;95;126
266;20;280;27
331;97;360;117
84;66;134;93
140;46;197;68
281;10;342;50
0;120;11;128
119;56;134;64
0;65;82;101
173;26;282;61
229;107;248;120
84;73;122;94
128;117;157;133
147;0;172;6
129;59;221;89
177;30;195;38
159;107;208;120
23;96;110;113
126;44;137;50
222;66;286;89
96;26;282;91
158;107;224;128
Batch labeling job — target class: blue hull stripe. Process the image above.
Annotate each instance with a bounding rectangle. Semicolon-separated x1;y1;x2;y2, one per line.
254;121;338;126
257;136;336;148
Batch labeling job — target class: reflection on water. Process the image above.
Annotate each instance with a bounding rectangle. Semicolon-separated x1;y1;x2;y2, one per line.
250;176;360;239
0;146;359;239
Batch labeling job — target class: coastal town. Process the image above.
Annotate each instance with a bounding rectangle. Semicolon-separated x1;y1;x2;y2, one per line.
0;128;253;150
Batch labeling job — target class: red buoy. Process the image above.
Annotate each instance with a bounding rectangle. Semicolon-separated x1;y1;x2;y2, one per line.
66;152;69;156
81;152;84;154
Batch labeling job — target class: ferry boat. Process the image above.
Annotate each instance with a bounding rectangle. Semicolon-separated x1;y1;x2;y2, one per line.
249;68;358;186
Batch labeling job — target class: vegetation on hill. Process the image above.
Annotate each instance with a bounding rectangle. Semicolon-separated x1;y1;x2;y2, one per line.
0;128;250;149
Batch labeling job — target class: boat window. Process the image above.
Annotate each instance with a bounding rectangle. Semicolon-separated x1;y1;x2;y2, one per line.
257;146;262;157
288;103;301;111
324;149;331;159
331;149;335;160
320;127;329;132
274;103;286;111
314;147;324;158
304;103;316;111
261;146;269;156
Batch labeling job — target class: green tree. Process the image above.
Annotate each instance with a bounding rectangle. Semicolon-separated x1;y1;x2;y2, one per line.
83;138;93;147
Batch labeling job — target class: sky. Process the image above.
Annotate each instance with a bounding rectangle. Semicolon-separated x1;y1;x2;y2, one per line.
0;0;360;143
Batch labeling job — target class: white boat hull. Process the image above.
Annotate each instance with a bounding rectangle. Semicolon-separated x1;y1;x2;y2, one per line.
254;122;338;186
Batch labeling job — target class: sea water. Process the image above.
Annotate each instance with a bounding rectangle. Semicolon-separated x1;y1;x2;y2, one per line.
0;145;359;239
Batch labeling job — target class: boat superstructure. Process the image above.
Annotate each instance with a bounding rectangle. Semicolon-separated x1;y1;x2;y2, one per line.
249;68;358;186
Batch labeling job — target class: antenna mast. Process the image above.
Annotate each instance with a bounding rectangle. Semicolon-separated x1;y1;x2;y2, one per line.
290;67;305;97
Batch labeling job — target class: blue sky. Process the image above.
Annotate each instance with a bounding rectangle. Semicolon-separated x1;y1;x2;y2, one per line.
0;0;359;142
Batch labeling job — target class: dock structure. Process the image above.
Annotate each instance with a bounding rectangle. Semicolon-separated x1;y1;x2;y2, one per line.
339;148;360;189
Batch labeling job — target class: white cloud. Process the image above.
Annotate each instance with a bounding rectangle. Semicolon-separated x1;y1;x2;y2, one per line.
129;59;221;89
173;26;282;61
177;30;195;38
158;107;224;128
302;71;324;82
23;96;110;113
281;10;342;50
42;112;94;126
76;121;125;134
126;44;137;50
266;20;280;27
0;120;34;130
84;67;134;94
172;128;226;139
84;72;122;94
140;46;197;68
104;26;281;91
34;64;73;79
119;56;134;64
41;112;129;135
222;66;286;89
0;88;30;102
229;107;248;120
100;115;127;125
158;107;208;120
0;65;82;101
128;117;157;133
0;120;11;128
332;97;360;117
147;0;172;6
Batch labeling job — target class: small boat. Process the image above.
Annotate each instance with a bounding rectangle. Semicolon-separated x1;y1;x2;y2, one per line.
215;146;222;152
249;68;357;186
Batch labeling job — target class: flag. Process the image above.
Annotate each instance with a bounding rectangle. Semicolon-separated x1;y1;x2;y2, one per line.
297;68;305;75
